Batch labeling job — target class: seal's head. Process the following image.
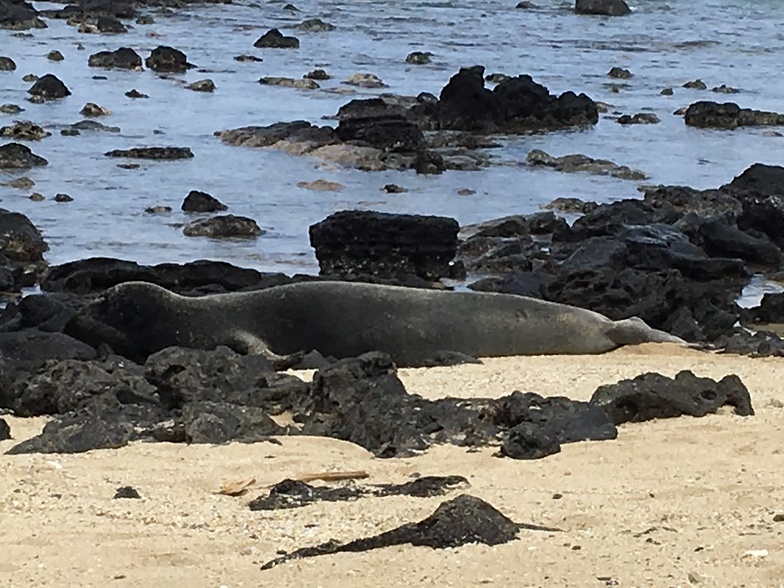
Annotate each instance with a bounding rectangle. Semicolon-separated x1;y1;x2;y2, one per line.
67;281;176;359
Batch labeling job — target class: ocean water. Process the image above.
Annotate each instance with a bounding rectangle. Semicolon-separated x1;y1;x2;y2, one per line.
1;0;784;279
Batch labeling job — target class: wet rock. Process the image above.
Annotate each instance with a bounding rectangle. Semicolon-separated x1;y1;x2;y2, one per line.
574;0;630;16
468;271;553;298
182;214;263;239
114;486;140;499
66;120;120;133
344;73;386;88
80;102;111;116
406;51;431;65
249;475;467;511
0;103;23;114
254;29;299;49
29;192;44;201
145;46;193;73
712;328;784;357
47;50;64;61
77;16;127;34
28;74;71;99
187;79;215;92
0;175;33;189
697;219;781;267
22;73;37;82
54;193;72;203
661;87;673;95
0;56;16;70
730;165;784;248
0;330;96;362
135;15;152;25
234;54;262;62
44;257;279;295
88;47;142;69
181;190;227;213
125;89;148;99
104;147;193;159
260;495;521;570
607;67;632;79
746;293;784;324
543;266;741;342
616;112;660;125
309;210;458;281
712;84;740;94
683;79;707;90
543;197;598;214
0;207;48;262
527;149;646;180
641;184;742;219
0;121;51;140
0;0;47;30
215;120;337;149
725;162;784;196
0;418;9;440
183;401;281;444
305;68;329;80
435;66;598;133
259;76;318;90
383;183;407;193
297;179;343;191
685;101;784;129
591;370;754;424
143;346;306;411
336;99;425;152
295;17;334;32
144;205;170;213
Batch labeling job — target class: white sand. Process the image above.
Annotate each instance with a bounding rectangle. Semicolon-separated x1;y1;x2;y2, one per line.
1;343;783;588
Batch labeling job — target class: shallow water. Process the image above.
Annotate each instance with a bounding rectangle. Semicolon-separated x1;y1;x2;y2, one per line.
1;0;784;280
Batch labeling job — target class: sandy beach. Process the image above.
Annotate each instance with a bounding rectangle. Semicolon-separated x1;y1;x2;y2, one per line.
1;343;782;588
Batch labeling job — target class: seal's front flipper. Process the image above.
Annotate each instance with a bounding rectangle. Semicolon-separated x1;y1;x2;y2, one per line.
607;317;686;346
228;331;304;370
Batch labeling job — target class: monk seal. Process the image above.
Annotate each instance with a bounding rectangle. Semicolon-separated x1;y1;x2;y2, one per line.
72;280;685;366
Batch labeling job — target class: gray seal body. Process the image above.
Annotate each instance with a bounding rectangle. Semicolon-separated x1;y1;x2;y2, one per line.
82;280;685;365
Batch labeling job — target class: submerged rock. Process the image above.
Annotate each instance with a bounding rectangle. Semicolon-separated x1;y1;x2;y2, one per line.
527;149;646;180
574;0;631;16
295;17;334;32
0;121;51;140
182;215;263;239
104;147;193;159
